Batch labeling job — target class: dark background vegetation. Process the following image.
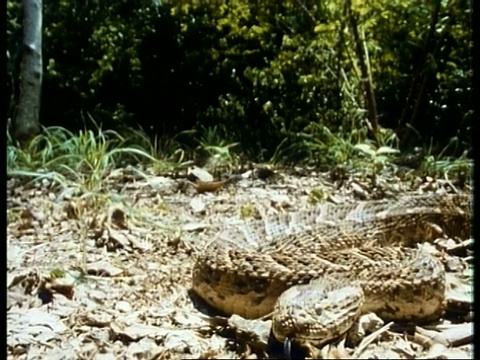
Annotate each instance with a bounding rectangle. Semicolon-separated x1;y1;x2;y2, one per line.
6;0;472;164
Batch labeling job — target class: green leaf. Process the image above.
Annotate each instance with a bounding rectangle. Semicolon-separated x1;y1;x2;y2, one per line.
354;143;376;157
376;146;400;155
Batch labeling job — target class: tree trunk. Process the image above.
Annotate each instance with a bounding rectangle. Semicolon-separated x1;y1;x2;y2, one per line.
14;0;43;145
346;0;379;143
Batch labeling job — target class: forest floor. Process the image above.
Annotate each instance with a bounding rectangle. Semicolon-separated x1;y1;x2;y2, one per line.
7;166;473;359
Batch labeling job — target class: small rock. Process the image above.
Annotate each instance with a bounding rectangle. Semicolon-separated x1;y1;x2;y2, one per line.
189;167;214;182
115;301;132;313
190;198;206;213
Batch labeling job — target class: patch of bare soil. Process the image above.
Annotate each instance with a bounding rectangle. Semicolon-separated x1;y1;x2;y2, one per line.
7;167;473;359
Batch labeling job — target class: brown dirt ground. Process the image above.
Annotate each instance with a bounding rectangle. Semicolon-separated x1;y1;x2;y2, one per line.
7;167;473;359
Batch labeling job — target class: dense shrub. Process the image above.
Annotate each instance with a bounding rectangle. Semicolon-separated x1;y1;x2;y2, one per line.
7;0;472;162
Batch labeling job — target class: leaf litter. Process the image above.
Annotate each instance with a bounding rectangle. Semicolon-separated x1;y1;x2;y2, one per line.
7;168;473;359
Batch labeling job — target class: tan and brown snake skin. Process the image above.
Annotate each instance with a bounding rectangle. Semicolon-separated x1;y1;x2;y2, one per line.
192;193;471;347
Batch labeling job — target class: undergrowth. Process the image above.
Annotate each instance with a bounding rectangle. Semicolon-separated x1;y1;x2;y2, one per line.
8;121;471;188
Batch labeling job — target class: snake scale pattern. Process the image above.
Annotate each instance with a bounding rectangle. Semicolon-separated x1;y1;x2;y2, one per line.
192;193;471;347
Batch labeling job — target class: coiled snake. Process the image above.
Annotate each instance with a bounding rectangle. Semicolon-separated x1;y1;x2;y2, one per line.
192;193;471;347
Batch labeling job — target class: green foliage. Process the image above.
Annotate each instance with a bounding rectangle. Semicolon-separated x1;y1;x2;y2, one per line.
354;142;400;185
417;136;471;179
365;0;472;146
8;122;151;175
38;1;158;127
124;128;194;172
6;0;472;164
193;125;240;169
6;118;184;198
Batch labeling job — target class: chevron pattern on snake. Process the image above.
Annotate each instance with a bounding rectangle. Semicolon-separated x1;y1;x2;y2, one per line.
192;193;471;347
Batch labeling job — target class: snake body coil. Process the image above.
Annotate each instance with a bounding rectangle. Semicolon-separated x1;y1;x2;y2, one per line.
192;194;471;346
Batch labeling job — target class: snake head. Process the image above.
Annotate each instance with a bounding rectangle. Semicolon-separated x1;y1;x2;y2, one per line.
271;278;364;348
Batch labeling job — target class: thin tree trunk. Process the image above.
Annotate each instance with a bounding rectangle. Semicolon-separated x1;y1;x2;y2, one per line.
346;0;379;143
14;0;42;145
